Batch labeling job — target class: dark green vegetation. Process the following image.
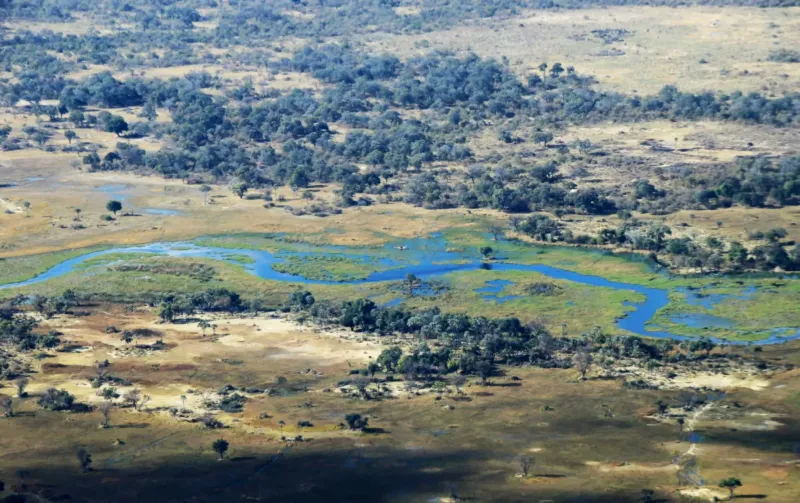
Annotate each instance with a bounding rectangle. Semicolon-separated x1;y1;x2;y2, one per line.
768;48;800;63
285;289;682;379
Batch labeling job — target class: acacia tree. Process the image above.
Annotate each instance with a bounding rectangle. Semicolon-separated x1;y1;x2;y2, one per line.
449;374;466;394
476;360;493;385
367;362;379;377
94;360;110;387
98;401;113;428
232;183;248;199
0;396;12;417
16;377;29;398
533;131;554;148
212;439;229;460
377;347;402;372
159;302;175;322
519;455;534;477
573;346;592;380
106;200;122;216
403;273;421;296
353;377;371;400
199;184;212;205
123;388;141;409
719;478;742;499
104;115;128;136
487;225;504;241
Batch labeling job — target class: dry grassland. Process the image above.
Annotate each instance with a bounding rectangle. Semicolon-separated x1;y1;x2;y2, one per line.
362;6;800;95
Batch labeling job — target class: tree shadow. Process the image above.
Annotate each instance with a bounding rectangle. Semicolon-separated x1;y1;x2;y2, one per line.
8;445;678;503
7;411;37;418
362;427;390;434
114;423;151;429
487;382;521;388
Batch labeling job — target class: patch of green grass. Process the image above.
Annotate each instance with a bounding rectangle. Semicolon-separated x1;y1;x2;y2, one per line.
0;246;109;285
194;233;383;255
75;252;151;269
1;255;376;306
221;253;255;265
272;255;389;281
650;279;800;341
397;269;646;336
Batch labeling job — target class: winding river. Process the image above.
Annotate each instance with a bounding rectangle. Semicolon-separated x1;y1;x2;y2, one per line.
2;238;798;345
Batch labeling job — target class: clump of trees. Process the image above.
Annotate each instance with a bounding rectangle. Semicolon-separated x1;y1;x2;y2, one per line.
767;49;800;63
38;388;76;411
0;301;63;351
283;291;678;380
345;413;369;431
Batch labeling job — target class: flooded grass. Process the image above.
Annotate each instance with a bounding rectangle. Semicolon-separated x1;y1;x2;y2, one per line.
0;230;797;343
0;245;110;284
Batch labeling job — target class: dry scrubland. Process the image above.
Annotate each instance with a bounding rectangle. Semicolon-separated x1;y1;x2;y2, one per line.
0;306;798;502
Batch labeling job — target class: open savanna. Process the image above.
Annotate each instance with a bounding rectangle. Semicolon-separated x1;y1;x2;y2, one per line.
0;304;798;502
0;149;489;258
362;6;800;96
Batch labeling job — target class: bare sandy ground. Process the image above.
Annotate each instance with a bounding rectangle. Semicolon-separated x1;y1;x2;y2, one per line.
29;310;384;433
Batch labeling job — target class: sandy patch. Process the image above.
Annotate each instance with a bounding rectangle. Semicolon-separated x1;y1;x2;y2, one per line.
586;461;676;473
671;373;770;391
678;487;729;502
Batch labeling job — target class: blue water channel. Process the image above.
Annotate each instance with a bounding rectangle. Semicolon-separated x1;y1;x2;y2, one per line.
1;238;798;345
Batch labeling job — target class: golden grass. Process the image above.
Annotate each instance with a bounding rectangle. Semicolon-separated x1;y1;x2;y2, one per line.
664;206;800;246
561;120;800;164
8;16;115;36
362;6;800;95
